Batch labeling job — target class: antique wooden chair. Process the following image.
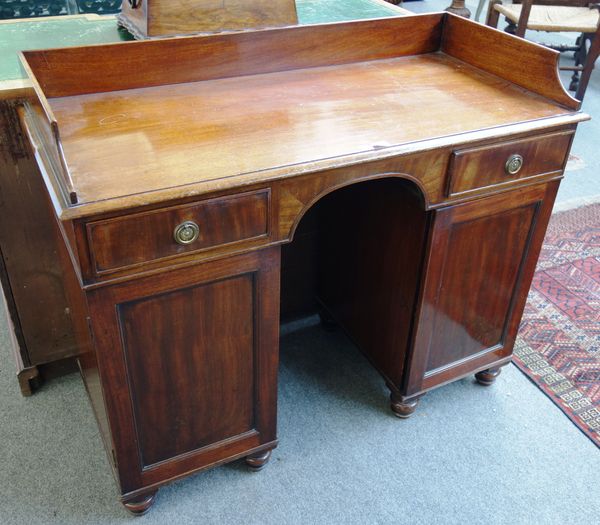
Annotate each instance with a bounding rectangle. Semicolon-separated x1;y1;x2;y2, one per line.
486;1;600;101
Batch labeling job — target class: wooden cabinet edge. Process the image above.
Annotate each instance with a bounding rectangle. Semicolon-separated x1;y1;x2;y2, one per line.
441;13;580;110
75;174;566;290
18;108;587;222
433;172;565;210
17;104;73;219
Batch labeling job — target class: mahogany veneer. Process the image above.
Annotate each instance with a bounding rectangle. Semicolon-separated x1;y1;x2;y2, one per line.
19;13;588;513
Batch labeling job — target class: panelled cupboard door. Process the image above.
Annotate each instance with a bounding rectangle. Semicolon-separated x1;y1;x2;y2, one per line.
85;248;280;495
406;181;560;395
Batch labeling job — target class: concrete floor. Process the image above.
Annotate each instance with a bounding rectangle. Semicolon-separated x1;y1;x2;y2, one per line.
1;2;599;524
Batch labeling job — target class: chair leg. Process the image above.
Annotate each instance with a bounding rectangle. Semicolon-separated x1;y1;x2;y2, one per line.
574;34;583;60
505;20;517;35
574;31;600;101
569;33;587;93
485;0;502;28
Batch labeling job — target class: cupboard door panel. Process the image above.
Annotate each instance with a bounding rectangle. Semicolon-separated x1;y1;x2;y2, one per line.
425;204;535;371
407;181;559;394
119;275;255;467
86;248;279;493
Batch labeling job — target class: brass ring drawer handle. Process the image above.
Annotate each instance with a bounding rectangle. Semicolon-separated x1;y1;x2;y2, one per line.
174;221;200;245
505;154;524;175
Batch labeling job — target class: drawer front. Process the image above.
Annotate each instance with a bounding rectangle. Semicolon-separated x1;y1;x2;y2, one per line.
87;190;269;274
447;131;573;197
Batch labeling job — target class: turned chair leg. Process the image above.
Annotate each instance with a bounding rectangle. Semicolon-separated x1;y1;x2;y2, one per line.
122;490;158;515
569;32;589;93
485;0;502;28
574;30;600;101
475;366;502;386
246;449;273;471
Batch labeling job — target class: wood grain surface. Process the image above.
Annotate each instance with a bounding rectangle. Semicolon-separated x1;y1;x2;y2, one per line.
87;189;269;274
130;0;299;37
20;14;587;220
317;179;428;387
23;15;443;97
406;181;560;395
441;13;579;110
85;248;280;493
447;130;573;197
11;14;591;512
47;54;571;209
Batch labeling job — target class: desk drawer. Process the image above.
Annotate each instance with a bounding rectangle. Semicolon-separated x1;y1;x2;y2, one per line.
87;190;269;274
447;131;573;197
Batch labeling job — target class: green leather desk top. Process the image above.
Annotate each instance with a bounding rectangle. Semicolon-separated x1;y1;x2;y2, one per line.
0;0;406;82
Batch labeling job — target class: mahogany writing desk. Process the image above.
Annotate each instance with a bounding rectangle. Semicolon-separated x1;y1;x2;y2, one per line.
19;13;588;513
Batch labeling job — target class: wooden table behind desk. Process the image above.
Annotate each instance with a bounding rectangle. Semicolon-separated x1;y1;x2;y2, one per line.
0;2;411;396
0;14;133;395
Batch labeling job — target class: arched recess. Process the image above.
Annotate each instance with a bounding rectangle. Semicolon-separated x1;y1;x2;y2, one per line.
283;172;430;244
280;176;430;386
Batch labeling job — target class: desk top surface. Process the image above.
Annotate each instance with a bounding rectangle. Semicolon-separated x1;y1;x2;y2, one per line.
21;13;585;219
49;53;569;207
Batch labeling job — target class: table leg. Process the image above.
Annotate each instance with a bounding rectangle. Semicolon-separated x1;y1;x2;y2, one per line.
445;0;471;18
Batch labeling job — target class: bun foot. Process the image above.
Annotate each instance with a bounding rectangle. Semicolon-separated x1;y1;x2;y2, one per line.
246;449;272;471
475;367;502;386
122;491;157;515
390;393;420;418
17;366;42;397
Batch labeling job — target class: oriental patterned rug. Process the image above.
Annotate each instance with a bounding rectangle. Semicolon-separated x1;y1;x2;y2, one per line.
514;202;600;448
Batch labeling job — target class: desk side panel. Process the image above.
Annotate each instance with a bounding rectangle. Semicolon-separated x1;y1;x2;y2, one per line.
317;179;429;387
441;13;579;110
